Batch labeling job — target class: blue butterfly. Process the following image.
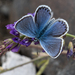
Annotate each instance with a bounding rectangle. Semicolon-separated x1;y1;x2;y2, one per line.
15;5;69;58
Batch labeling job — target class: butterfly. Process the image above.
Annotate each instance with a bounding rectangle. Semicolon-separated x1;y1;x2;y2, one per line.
15;5;69;58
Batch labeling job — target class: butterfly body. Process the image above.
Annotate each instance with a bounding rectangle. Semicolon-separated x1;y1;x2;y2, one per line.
35;18;55;40
15;5;69;58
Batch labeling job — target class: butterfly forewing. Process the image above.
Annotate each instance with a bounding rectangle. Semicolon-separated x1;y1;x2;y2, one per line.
34;5;53;32
15;15;37;38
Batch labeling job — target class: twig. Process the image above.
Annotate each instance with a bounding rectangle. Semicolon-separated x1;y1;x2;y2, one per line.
0;43;68;74
25;44;67;55
22;44;43;50
32;50;67;57
0;56;49;74
23;44;67;54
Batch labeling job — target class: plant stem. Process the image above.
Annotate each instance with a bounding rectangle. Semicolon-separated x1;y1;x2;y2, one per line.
0;56;49;74
36;58;50;75
66;33;75;38
20;35;25;39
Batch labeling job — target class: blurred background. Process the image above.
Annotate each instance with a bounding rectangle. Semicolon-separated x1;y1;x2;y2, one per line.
0;0;75;75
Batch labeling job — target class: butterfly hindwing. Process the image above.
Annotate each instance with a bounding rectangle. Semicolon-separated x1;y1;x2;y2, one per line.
40;37;63;58
43;19;69;37
15;15;37;38
34;5;53;32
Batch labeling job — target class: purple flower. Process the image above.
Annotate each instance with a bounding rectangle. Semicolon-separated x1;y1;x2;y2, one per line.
25;42;31;47
11;44;20;52
6;21;17;30
3;41;10;45
6;22;20;37
67;48;73;58
32;13;35;16
3;39;12;45
67;42;73;58
6;44;13;50
42;50;45;52
12;37;21;43
27;13;35;17
34;41;39;45
14;21;17;25
6;24;15;30
0;45;5;50
20;39;32;47
10;29;19;36
0;38;13;55
33;39;39;45
31;38;35;41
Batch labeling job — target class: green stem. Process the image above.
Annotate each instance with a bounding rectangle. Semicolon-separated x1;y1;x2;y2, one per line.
20;35;25;39
36;58;50;75
66;33;75;38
